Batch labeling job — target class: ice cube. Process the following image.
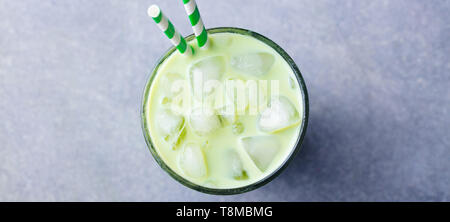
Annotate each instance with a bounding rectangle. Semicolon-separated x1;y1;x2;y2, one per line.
216;105;237;124
189;56;225;97
241;136;279;172
247;79;270;114
258;96;300;133
157;109;185;149
224;78;249;114
178;143;208;178
212;35;233;47
161;73;185;96
157;109;184;138
189;107;221;136
159;73;186;110
225;150;248;180
230;52;274;76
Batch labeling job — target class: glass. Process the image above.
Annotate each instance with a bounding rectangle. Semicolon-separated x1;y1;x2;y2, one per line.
141;27;309;195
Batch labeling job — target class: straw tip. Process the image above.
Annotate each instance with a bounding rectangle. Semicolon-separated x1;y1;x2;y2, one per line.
147;5;160;18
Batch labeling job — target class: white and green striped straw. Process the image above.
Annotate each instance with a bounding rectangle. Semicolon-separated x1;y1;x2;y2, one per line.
182;0;209;49
147;5;193;56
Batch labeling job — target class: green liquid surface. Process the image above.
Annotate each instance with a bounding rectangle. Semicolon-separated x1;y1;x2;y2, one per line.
145;32;303;189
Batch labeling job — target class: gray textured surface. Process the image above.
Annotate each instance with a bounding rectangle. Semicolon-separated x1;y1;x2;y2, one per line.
0;0;449;201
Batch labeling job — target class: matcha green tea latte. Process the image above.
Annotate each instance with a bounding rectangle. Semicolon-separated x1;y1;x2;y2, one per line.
142;27;308;194
144;4;308;194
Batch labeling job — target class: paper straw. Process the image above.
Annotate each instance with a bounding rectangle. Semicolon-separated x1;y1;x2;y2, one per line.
182;0;209;48
148;5;193;55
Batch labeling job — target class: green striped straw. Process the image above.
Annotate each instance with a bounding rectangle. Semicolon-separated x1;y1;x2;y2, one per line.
147;5;193;56
182;0;209;49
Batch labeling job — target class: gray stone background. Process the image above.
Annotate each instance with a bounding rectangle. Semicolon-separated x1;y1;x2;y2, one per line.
0;0;449;201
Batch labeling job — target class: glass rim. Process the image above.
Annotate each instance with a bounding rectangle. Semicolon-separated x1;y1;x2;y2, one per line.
141;27;309;195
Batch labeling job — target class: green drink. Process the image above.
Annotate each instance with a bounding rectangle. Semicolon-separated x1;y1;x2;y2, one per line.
142;28;308;194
